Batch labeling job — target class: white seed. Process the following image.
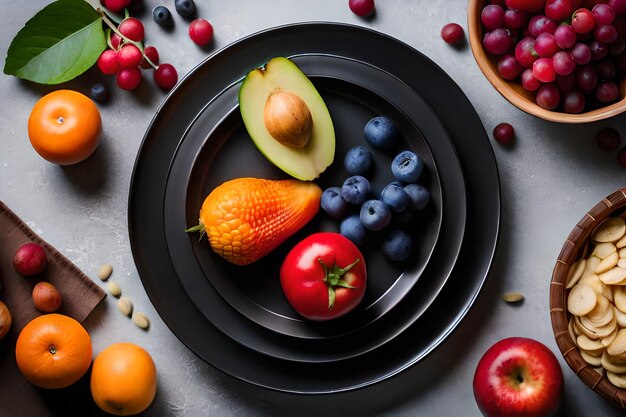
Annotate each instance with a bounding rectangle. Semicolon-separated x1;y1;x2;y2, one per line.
593;242;617;259
502;292;524;303
566;258;587;289
568;283;598;316
117;296;133;317
107;281;122;298
132;312;150;330
98;264;113;281
593;217;626;243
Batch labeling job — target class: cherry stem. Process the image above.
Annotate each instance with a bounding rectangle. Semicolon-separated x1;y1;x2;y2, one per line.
97;8;159;70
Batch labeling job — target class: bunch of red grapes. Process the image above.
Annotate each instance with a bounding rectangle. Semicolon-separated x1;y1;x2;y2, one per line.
481;0;626;113
96;16;178;92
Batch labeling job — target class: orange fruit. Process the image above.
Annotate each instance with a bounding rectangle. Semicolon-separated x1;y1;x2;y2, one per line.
90;342;157;416
15;313;92;389
27;89;102;165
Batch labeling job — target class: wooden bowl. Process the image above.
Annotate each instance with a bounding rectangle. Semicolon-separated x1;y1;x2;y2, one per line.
551;188;626;408
468;0;626;123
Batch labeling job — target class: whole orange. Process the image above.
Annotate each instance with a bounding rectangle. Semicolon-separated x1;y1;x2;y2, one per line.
15;313;92;389
27;90;101;165
90;342;157;416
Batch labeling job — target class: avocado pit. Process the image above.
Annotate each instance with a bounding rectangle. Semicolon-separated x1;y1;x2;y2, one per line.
263;89;313;148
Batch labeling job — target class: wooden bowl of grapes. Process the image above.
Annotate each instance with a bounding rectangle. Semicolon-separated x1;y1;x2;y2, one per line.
468;0;626;123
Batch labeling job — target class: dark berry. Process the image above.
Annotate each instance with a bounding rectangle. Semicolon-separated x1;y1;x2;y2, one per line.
90;83;109;102
154;63;178;91
493;122;515;145
153;5;173;27
189;19;214;46
174;0;196;17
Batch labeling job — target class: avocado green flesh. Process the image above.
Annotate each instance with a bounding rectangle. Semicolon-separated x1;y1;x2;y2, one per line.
239;57;335;181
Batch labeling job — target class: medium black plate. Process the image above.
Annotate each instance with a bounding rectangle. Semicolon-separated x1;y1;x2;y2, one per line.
129;23;500;392
162;54;463;344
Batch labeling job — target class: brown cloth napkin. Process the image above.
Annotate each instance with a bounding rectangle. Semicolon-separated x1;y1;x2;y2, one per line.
0;201;107;417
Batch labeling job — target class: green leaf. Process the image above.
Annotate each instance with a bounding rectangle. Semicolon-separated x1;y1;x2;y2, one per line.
4;0;106;84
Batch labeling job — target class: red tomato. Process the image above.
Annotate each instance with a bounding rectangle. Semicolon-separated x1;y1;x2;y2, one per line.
505;0;546;12
280;232;367;321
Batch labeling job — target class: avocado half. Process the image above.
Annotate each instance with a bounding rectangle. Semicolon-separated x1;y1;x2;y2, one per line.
238;57;335;181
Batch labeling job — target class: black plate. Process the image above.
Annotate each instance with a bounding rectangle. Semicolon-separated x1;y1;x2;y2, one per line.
162;54;464;345
129;23;500;392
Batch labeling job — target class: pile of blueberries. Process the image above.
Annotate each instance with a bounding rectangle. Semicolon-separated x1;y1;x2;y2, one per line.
321;116;430;262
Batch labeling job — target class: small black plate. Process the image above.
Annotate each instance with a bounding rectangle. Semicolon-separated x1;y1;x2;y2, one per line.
129;23;499;392
162;55;463;345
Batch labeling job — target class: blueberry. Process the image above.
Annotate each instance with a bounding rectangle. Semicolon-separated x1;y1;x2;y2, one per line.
360;199;392;231
153;5;174;27
340;214;368;245
404;184;430;210
380;183;410;212
344;146;373;175
90;83;109;102
341;175;371;205
381;230;413;261
391;150;424;183
321;187;347;219
174;0;196;17
364;116;400;149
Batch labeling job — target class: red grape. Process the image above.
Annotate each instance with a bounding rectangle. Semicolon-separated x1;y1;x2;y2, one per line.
533;57;557;82
515;36;539;67
610;36;626;54
571;42;592;64
555;25;577;49
497;54;523;79
504;9;529;29
572;8;596;33
590;40;609;60
592;4;616;24
576;65;598;93
546;0;577;21
563;91;586;112
493;122;515;145
483;28;515;55
609;0;626;16
555;73;577;92
521;68;541;90
553;50;576;75
597;59;616;79
535;32;559;57
596;81;620;101
595;24;619;43
441;23;465;44
349;0;375;17
529;15;557;37
482;5;506;30
536;83;561;109
596;127;621;151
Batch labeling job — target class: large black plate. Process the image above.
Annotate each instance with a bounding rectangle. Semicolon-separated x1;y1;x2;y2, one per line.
129;23;500;392
162;54;465;348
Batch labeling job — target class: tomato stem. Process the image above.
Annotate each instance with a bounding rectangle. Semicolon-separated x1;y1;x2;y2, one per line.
318;257;360;309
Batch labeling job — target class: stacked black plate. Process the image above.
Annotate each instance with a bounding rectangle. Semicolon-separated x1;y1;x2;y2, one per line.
128;23;500;393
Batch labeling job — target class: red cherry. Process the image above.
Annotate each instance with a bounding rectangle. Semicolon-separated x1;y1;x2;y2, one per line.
189;19;214;46
116;67;142;90
441;23;465;45
140;46;160;69
119;17;145;42
154;63;178;91
104;0;130;13
117;44;143;68
111;33;122;50
97;49;119;75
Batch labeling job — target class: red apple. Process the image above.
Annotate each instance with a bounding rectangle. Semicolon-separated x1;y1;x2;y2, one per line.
505;0;547;12
13;243;47;276
473;337;564;417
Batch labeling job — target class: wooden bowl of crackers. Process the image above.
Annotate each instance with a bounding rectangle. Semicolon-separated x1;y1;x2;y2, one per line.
551;188;626;408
